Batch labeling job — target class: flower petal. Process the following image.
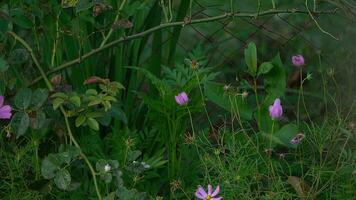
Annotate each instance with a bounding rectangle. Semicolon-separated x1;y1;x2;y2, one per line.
274;98;281;106
195;191;205;199
211;197;223;200
0;105;11;112
208;184;212;195
0;112;12;119
211;185;220;197
175;95;183;105
0;105;12;119
197;186;207;198
0;96;3;107
180;92;188;103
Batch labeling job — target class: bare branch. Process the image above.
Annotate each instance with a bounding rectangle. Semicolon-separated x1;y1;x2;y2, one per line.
30;9;336;85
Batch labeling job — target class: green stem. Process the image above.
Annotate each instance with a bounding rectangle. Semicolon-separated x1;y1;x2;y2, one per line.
187;107;195;138
270;120;275;150
62;107;102;200
297;68;302;125
8;31;53;91
99;0;127;48
9;31;103;200
194;71;213;129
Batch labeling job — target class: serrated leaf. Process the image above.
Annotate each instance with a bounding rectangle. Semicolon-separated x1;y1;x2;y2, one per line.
244;42;257;76
75;115;86;127
14;88;32;109
257;62;274;76
54;169;71;190
31;88;48;109
87;117;99;130
41;154;61;179
11;111;30;136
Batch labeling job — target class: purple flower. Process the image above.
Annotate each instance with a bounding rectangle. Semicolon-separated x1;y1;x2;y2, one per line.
0;96;12;119
269;98;283;120
292;55;305;67
175;92;189;106
195;184;222;200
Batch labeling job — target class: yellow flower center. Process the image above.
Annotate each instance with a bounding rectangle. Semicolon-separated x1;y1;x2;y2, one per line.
206;195;212;200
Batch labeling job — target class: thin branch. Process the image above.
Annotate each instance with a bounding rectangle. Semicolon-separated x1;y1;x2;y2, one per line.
8;31;103;200
30;9;336;85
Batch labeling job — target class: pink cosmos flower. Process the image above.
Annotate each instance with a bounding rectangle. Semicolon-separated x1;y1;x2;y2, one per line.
0;96;12;119
269;98;283;120
195;184;222;200
292;55;305;67
175;92;189;106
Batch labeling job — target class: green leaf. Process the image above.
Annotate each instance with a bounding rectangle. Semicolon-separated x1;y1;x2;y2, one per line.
12;11;33;29
244;42;257;77
87;118;99;130
68;146;80;158
51;92;67;99
0;56;9;72
96;159;108;173
127;150;141;161
108;160;119;169
62;0;79;8
69;95;81;107
75;115;86;127
11;112;30;136
257;53;286;133
263;53;286;104
100;172;112;184
8;49;29;64
54;169;71;190
31;110;46;129
52;98;64;110
31;88;49;109
14;88;32;109
257;62;274;76
75;0;93;13
58;146;80;164
262;123;299;149
41;154;61;179
57;152;72;164
85;89;97;95
88;98;102;106
204;82;253;120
